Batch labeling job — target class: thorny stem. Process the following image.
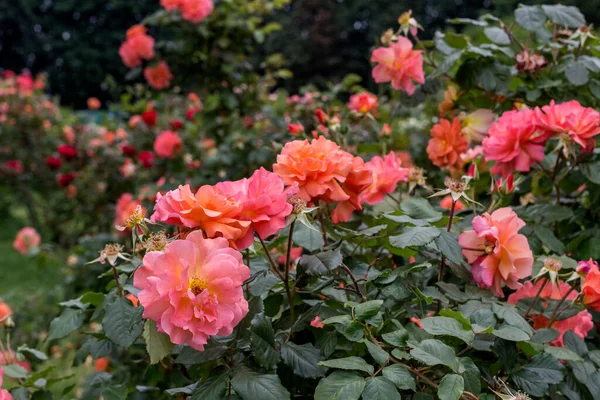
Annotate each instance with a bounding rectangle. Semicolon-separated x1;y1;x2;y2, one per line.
524;277;548;318
111;265;124;297
340;263;366;301
547;284;578;327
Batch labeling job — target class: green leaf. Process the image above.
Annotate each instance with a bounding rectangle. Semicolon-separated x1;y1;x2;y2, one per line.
389;227;441;249
250;313;279;369
435;231;464;265
515;5;546;31
362;377;400;400
531;328;559;343
439;309;471;330
175;339;228;365
438;374;464;400
102;296;144;348
344;321;365;342
231;367;290;400
544;346;584;362
512;353;564;397
298;249;342;276
314;371;365;400
281;342;326;378
492;303;534;335
18;347;48;361
101;385;127;400
460;357;481;395
294;222;325;251
319;357;374;374
580;162;600;184
492;325;531;342
47;308;85;341
382;329;408;347
354;300;384;320
484;27;510;45
191;370;228;400
3;364;29;379
542;4;585;28
420;317;474;344
565;61;589;86
143;320;174;364
408;339;461;372
382;364;416;391
534;226;566;254
363;340;389;365
400;197;442;221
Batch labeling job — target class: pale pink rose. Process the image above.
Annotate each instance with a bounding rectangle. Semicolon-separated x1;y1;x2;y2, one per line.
134;231;250;351
153;130;183;158
482;109;546;178
360;152;409;205
508;280;593;347
216;168;296;240
144;61;173;90
331;156;373;223
347;92;379;114
118;25;155;68
458;207;533;297
461;109;495;143
0;368;14;400
371;37;425;95
13;227;41;255
180;0;214;23
535;100;600;148
151;185;253;249
161;0;181;10
273;136;354;205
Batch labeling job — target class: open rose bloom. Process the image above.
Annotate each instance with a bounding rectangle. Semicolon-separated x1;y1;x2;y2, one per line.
134;232;250;350
458;207;533;297
508;280;593;347
144;61;173;90
119;25;155;68
13;227;41;256
371;36;425;95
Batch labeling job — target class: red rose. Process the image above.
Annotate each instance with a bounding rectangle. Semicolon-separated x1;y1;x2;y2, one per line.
45;156;62;169
3;160;23;174
121;144;137;157
186;106;202;121
58;172;75;188
137;151;154;168
142;110;157;127
57;144;77;160
169;120;184;130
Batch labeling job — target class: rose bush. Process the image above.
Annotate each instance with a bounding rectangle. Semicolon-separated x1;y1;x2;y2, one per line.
1;2;600;400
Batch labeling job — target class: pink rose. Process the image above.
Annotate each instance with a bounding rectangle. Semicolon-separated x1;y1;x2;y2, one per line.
13;227;41;256
371;37;425;95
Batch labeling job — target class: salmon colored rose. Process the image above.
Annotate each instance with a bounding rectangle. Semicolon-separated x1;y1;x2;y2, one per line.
535;100;600;149
508;280;593;347
371;36;425;95
347;91;379;114
483;108;546;178
0;302;11;325
427;118;468;169
360;152;409;205
13;227;41;256
440;195;465;211
582;262;600;311
161;0;181;10
180;0;214;23
119;25;155;68
144;61;173;90
134;232;250;351
154;130;183;158
458;207;533;297
331;156;373;223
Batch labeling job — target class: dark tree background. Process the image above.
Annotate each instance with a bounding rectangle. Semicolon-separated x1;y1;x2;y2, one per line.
0;0;597;108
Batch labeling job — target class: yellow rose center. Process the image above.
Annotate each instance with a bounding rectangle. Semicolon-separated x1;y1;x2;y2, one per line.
189;276;209;296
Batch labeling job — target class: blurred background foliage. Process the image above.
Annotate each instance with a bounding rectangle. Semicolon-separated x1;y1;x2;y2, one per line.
1;0;599;108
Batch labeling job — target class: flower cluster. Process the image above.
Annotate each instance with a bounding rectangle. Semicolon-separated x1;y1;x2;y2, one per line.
161;0;214;23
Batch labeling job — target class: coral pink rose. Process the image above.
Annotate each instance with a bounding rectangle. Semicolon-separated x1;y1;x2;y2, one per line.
114;193;144;232
508;280;593;347
144;61;173;90
440;196;465;211
134;232;249;351
582;262;600;311
87;97;101;110
180;0;214;23
216;168;296;240
273;136;354;205
331;156;373;223
458;207;533;297
360;152;409;205
288;123;304;136
13;227;41;256
119;25;155;68
154;130;183;158
151;185;253;249
348;91;379;114
161;0;181;10
427;118;468;169
310;316;324;328
483;109;546;178
535;100;600;149
371;37;425;95
0;302;11;325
